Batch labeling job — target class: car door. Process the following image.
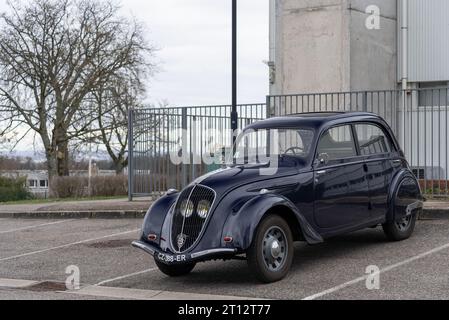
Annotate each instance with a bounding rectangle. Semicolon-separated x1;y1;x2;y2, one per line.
354;123;397;220
314;125;371;229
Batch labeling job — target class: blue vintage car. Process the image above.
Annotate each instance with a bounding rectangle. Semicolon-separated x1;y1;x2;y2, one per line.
132;112;423;283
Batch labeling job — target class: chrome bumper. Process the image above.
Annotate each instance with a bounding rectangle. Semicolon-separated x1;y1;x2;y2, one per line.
132;241;237;265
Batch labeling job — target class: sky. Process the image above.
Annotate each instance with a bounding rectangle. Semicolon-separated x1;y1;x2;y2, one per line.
117;0;270;106
0;0;269;154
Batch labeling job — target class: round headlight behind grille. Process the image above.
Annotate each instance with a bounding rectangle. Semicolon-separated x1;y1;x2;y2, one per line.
180;200;194;218
197;200;211;219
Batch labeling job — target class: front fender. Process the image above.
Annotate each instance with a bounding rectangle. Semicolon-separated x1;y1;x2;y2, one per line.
387;169;423;222
222;194;323;250
141;193;178;246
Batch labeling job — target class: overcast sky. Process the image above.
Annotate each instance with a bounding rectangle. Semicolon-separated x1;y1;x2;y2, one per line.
119;0;270;106
0;0;269;154
0;0;269;106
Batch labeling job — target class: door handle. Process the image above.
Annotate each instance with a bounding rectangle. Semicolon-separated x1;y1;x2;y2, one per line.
316;170;327;176
392;160;402;166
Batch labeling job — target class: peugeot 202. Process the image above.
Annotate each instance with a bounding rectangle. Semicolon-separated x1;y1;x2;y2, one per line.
132;112;423;283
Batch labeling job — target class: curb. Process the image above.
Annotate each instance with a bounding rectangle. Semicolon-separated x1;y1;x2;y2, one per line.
419;209;449;221
0;211;147;219
0;209;448;220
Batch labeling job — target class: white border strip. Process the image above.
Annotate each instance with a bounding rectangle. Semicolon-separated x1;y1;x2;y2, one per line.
68;286;262;301
0;278;39;289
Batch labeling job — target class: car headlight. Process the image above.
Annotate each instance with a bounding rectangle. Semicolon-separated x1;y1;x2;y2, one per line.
180;200;194;218
197;200;211;219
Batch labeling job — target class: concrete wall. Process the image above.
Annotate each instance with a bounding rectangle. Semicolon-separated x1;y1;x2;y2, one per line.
270;0;398;95
349;0;397;91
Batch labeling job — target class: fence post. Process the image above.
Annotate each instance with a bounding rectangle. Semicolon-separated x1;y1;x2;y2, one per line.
182;108;188;188
128;108;134;202
363;91;368;112
266;95;272;118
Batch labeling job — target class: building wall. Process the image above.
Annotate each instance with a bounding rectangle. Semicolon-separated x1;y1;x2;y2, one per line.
270;0;398;95
349;0;397;91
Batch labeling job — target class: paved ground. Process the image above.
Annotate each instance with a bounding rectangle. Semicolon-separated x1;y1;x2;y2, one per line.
0;217;449;300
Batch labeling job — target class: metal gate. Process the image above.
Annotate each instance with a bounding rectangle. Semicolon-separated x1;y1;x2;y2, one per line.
129;88;449;199
128;104;267;199
268;88;449;198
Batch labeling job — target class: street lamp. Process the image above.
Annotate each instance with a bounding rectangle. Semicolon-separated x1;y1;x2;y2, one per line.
231;0;238;148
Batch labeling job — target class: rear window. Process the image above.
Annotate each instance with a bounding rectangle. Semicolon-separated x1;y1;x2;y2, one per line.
355;124;392;155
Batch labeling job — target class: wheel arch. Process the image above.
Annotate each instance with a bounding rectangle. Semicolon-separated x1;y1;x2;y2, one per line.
222;194;323;251
264;205;304;242
386;169;423;223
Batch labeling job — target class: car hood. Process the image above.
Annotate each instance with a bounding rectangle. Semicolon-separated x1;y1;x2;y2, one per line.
192;160;308;196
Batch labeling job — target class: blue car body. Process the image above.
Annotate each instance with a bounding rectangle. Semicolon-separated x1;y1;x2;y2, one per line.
133;112;423;267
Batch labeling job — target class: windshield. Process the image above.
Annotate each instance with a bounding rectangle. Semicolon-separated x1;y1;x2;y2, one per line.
232;128;315;165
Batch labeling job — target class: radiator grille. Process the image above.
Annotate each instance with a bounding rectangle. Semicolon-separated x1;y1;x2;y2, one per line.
171;185;215;253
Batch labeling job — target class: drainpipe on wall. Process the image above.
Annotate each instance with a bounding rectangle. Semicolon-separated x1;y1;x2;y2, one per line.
401;0;408;149
269;0;276;82
267;0;277;117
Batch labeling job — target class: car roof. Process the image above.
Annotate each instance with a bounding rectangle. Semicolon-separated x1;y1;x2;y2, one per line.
246;112;383;130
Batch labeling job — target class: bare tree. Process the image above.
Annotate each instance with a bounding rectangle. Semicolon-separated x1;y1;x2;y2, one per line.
92;71;142;174
0;0;155;181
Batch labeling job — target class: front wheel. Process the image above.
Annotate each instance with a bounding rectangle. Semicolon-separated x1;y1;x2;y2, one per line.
247;215;294;283
155;259;196;277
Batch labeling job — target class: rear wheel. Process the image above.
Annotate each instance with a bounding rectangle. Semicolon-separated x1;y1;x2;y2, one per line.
247;215;294;283
155;259;196;277
383;212;418;241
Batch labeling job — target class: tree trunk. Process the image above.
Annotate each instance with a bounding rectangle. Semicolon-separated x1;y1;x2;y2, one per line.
114;157;127;175
46;150;58;198
57;140;70;177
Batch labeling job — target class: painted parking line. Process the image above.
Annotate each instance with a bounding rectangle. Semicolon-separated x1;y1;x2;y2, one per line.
303;241;449;300
0;220;75;235
0;229;140;263
95;268;158;287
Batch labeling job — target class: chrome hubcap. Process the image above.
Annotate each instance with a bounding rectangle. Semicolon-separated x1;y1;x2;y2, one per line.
262;227;288;272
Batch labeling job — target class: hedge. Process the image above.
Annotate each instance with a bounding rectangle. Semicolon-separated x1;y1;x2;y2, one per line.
0;176;33;202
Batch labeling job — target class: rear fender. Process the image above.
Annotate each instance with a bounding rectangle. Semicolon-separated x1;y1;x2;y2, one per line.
387;169;423;222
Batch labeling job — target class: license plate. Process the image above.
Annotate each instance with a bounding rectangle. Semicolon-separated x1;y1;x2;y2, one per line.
156;252;188;264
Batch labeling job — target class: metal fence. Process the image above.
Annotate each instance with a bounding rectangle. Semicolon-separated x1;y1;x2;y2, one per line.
129;88;449;199
268;88;449;198
128;104;267;198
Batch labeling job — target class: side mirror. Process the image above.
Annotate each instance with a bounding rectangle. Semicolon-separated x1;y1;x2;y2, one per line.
316;153;330;166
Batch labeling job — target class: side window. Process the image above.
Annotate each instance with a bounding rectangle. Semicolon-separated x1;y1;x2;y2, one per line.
317;125;357;161
355;124;393;156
